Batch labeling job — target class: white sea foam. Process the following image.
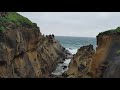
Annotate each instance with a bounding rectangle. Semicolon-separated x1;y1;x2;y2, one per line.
66;48;78;55
52;36;96;76
51;47;78;76
51;59;71;76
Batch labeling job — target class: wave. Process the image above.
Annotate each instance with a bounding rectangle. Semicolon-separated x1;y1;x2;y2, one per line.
66;48;78;55
51;59;71;76
51;48;78;76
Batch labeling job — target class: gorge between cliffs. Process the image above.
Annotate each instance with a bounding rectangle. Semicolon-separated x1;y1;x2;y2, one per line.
0;12;120;78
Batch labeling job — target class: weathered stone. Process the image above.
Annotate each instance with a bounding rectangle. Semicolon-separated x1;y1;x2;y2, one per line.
0;12;69;78
64;44;95;78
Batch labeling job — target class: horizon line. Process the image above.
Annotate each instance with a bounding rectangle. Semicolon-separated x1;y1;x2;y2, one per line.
55;35;96;38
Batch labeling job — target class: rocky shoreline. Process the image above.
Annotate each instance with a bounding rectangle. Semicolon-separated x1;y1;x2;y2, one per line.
1;12;120;78
0;12;71;78
63;27;120;78
49;49;73;78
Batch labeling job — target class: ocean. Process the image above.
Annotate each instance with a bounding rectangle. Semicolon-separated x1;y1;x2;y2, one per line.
52;36;97;76
55;36;97;54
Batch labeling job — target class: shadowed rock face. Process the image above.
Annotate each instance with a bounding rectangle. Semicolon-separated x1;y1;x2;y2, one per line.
92;33;120;78
0;12;68;78
103;56;120;78
101;35;120;78
65;27;120;78
64;44;95;78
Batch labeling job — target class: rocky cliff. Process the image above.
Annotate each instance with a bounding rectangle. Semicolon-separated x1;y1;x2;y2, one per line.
0;12;68;78
92;28;120;78
65;27;120;78
64;45;95;78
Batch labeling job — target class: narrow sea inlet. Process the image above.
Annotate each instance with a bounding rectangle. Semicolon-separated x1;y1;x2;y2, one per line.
51;59;71;76
55;36;96;54
51;36;96;76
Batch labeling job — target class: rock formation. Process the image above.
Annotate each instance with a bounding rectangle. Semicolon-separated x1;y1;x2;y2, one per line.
0;12;69;78
92;28;120;78
64;45;95;78
1;12;120;78
65;27;120;78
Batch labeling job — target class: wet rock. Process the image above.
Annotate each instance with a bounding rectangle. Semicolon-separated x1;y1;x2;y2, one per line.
62;73;69;77
59;61;64;64
62;66;67;69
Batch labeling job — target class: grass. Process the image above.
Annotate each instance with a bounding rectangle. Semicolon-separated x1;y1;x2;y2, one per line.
99;27;120;36
0;12;35;32
6;12;34;27
0;26;5;32
115;27;120;32
0;17;9;23
99;29;115;35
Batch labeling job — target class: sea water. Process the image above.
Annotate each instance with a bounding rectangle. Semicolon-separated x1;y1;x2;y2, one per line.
51;36;96;76
55;36;96;54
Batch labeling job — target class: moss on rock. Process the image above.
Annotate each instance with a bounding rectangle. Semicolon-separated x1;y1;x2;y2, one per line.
0;12;35;32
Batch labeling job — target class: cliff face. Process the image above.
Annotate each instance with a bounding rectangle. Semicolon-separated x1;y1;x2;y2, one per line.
93;29;120;78
65;27;120;78
0;12;68;78
91;33;113;77
64;45;95;78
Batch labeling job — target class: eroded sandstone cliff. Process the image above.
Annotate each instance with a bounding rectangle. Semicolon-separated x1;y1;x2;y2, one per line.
64;45;95;78
93;28;120;78
0;12;68;78
65;27;120;78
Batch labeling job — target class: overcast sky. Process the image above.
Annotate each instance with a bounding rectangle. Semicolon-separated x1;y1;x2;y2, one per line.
18;12;120;37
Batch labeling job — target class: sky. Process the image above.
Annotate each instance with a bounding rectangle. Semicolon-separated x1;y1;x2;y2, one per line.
18;12;120;37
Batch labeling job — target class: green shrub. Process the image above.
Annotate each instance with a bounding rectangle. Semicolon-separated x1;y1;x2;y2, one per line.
100;27;120;35
0;12;35;32
115;27;120;32
6;12;34;27
0;17;9;23
0;26;5;32
98;29;115;35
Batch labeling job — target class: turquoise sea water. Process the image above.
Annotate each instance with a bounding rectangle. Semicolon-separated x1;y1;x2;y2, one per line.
55;36;97;54
52;36;97;76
